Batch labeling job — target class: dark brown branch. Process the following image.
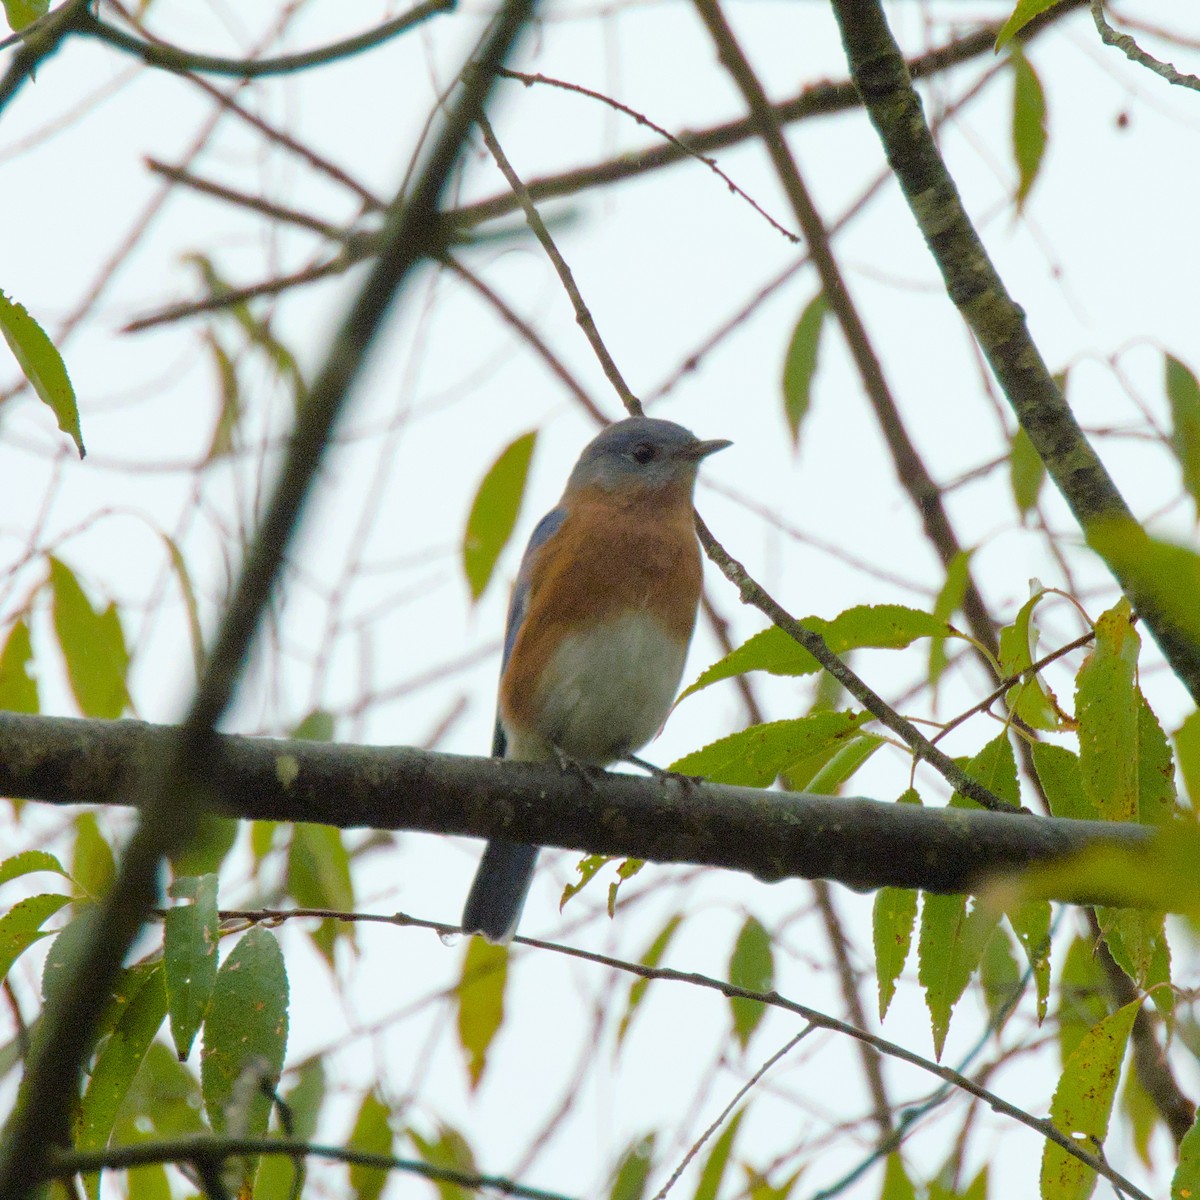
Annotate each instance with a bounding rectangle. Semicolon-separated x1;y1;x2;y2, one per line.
0;711;1162;905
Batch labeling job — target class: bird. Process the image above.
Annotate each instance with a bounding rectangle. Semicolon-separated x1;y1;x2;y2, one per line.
461;416;731;943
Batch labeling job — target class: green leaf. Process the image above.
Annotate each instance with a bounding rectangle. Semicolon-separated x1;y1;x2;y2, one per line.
561;853;611;910
0;892;71;985
998;589;1062;731
979;926;1021;1033
1121;1065;1158;1170
803;733;883;795
287;823;355;967
670;711;870;788
0;619;38;713
953;731;1020;810
873;790;920;1021
879;1153;917;1200
611;1132;657;1200
694;1107;745;1200
164;874;219;1061
1172;1112;1200;1200
682;605;955;701
49;558;129;719
292;709;335;741
408;1123;477;1200
0;849;67;887
161;534;205;677
781;292;826;446
200;928;289;1159
1136;692;1176;825
1166;354;1200;509
1005;898;1051;1021
1031;743;1094;822
929;551;972;688
729;916;773;1050
1174;709;1200;809
0;288;82;455
918;893;1000;1059
994;0;1060;48
457;937;507;1089
463;430;537;602
1010;425;1046;520
1041;999;1140;1200
72;812;115;899
349;1092;394;1200
1;0;48;31
1100;907;1170;1001
169;813;238;878
255;1059;325;1199
618;915;683;1049
78;966;168;1200
1075;600;1139;823
1010;45;1047;210
203;331;242;460
1058;935;1109;1069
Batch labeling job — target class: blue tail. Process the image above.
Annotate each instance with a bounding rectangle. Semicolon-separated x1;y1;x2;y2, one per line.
461;840;540;943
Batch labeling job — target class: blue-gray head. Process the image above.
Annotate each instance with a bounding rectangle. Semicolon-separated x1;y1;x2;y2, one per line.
566;417;731;495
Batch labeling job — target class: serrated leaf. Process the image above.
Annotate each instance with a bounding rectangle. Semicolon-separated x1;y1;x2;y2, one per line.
1075;600;1139;823
1005;898;1051;1021
561;853;610;910
49;558;129;719
78;966;168;1200
781;293;826;446
918;893;1000;1059
618;915;683;1049
1166;354;1200;509
998;589;1063;732
873;884;917;1021
1010;46;1046;210
1041;999;1140;1200
670;710;870;788
1031;743;1094;821
1010;425;1046;520
1059;936;1108;1069
694;1107;745;1200
1174;709;1200;809
0;619;37;713
349;1092;394;1200
1136;692;1176;825
287;823;355;967
929;551;972;689
463;430;537;602
979;926;1021;1033
682;605;955;701
72;812;115;899
953;731;1020;810
0;288;82;455
611;1132;656;1200
0;892;71;985
729;916;773;1049
0;849;67;887
164;874;219;1061
1172;1113;1200;1200
457;937;507;1089
200;928;289;1184
994;0;1060;48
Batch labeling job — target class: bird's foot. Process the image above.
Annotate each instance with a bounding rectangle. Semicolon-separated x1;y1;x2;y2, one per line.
551;745;607;791
624;754;703;788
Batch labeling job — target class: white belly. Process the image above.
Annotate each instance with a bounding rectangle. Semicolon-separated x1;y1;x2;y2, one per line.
506;612;687;765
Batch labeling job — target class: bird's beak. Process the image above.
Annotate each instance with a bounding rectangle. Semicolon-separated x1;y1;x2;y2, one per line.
684;437;732;461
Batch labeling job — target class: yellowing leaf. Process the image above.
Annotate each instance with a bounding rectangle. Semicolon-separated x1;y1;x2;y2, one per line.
457;937;507;1089
463;431;537;601
49;558;129;720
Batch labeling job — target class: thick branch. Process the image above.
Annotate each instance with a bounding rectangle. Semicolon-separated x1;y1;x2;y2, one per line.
0;712;1159;904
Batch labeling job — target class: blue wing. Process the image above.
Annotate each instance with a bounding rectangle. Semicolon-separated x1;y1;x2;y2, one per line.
491;506;566;757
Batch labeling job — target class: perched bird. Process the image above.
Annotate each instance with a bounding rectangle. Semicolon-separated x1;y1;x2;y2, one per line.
461;416;731;943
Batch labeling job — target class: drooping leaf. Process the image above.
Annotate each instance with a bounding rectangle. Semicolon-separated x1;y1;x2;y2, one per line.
1041;999;1140;1200
72;812;115;899
1174;709;1200;810
998;588;1064;732
729;916;774;1050
77;966;169;1200
1166;353;1200;509
287;823;355;967
618;915;683;1049
0;287;82;455
49;558;129;719
1010;425;1046;520
694;1107;746;1200
879;1152;917;1200
995;0;1061;48
348;1091;394;1200
979;926;1021;1033
164;874;219;1061
929;551;972;689
682;605;955;701
169;813;238;878
560;853;609;910
1075;600;1139;824
0;619;37;713
781;292;826;446
610;1132;657;1200
161;533;205;677
1058;936;1109;1069
255;1059;326;1199
873;789;920;1021
1030;743;1094;822
1100;906;1170;1004
1009;45;1047;210
1172;1113;1200;1200
463;430;537;601
803;733;883;794
203;331;242;461
1005;897;1051;1021
670;711;870;788
952;731;1020;810
408;1123;477;1200
457;937;507;1089
1135;692;1176;825
200;927;289;1157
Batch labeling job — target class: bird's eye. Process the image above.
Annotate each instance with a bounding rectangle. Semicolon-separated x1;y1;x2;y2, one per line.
631;443;656;465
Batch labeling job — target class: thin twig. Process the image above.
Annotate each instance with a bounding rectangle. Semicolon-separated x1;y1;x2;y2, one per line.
1090;0;1200;91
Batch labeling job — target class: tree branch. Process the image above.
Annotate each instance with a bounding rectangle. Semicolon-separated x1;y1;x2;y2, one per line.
0;711;1163;905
